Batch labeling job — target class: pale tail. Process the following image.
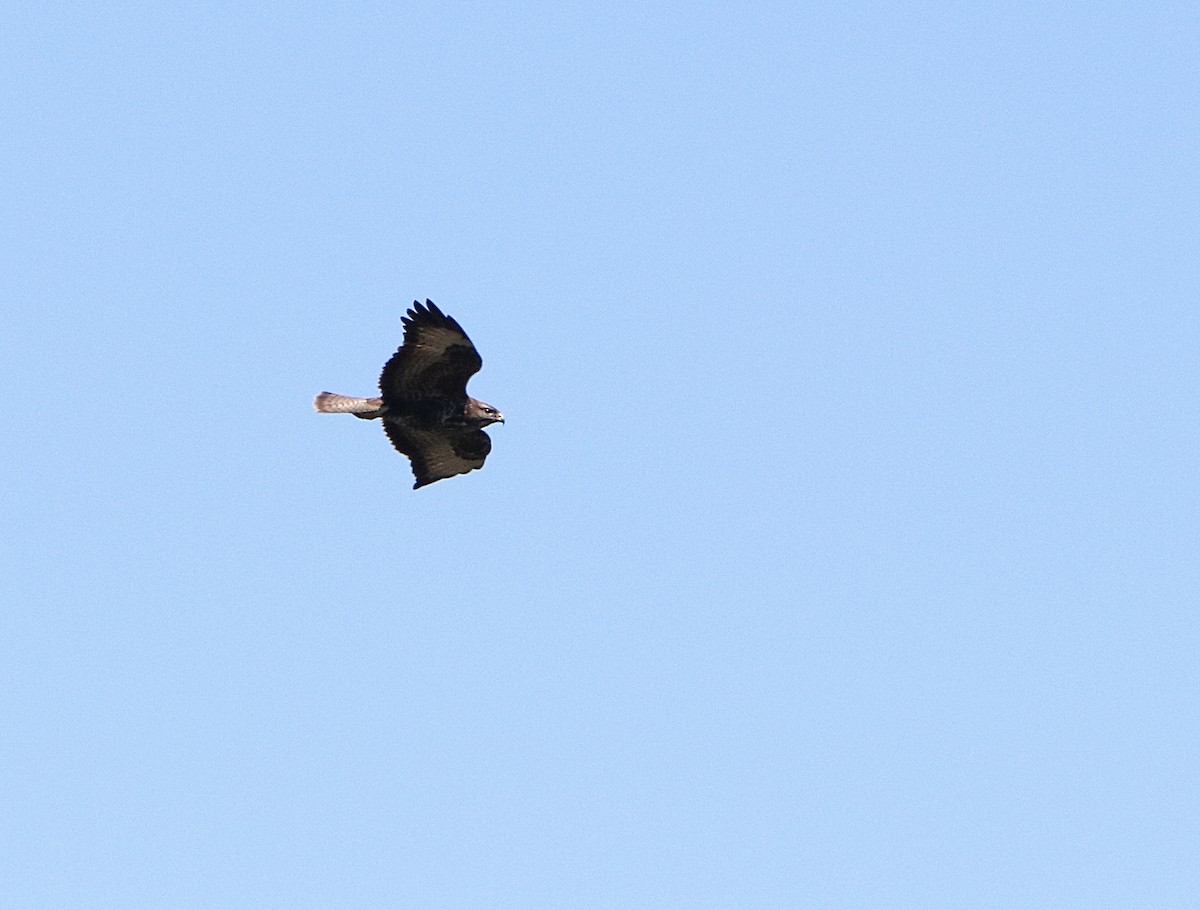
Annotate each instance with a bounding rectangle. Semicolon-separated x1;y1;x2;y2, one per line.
313;392;386;418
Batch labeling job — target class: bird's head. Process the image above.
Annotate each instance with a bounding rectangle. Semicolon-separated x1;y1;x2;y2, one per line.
466;398;505;427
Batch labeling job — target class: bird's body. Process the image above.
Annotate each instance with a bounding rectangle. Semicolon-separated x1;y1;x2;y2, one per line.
315;300;503;488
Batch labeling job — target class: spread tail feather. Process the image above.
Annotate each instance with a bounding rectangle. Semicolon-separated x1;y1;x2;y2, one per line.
313;392;386;419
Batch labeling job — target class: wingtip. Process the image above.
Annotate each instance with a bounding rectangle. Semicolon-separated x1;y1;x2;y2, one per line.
403;298;452;328
404;299;437;324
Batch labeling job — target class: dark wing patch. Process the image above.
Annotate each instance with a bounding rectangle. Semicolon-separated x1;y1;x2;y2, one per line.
382;419;492;489
379;300;483;404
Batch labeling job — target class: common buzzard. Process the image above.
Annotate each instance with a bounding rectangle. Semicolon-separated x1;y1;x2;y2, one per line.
315;300;504;488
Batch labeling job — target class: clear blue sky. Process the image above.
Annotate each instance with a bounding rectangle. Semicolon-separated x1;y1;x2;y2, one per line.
4;2;1198;907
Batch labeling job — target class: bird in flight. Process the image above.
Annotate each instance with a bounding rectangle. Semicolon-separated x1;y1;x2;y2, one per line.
315;300;504;488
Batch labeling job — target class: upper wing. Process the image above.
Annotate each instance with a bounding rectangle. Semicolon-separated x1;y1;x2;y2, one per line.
382;419;492;489
379;300;482;404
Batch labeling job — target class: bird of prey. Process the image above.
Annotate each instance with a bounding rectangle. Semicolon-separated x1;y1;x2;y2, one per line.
314;300;504;488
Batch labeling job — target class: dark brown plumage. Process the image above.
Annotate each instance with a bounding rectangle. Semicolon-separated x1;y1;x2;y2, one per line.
314;300;504;488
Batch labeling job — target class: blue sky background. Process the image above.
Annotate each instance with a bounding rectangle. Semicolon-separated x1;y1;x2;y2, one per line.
3;2;1198;907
